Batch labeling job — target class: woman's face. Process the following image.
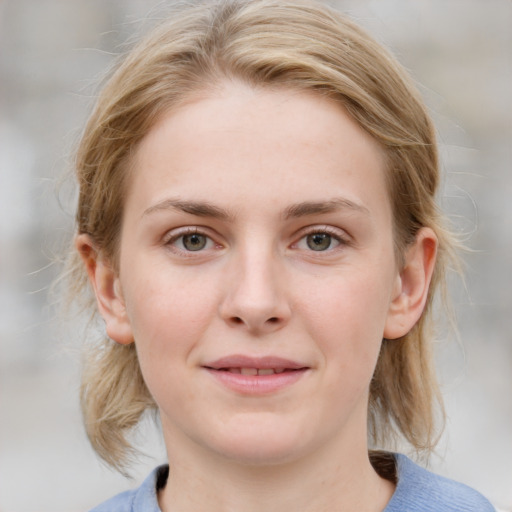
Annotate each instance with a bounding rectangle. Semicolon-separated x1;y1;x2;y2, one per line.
109;82;409;465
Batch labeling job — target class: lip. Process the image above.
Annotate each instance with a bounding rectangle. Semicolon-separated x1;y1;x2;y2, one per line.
205;355;307;371
203;355;310;395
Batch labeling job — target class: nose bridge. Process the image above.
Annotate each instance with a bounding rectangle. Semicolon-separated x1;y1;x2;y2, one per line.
220;234;290;333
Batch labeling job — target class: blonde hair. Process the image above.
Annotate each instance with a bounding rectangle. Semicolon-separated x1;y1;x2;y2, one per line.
70;0;457;473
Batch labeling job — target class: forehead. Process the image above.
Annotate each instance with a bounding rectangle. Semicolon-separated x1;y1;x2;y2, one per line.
127;81;390;222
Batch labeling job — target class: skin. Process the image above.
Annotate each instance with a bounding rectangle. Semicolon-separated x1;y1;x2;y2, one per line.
77;81;437;512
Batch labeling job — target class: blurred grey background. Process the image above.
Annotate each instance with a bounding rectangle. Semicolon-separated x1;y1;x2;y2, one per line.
0;1;511;511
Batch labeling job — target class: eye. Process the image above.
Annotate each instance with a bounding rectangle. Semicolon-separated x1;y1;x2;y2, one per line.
294;227;347;252
165;229;216;253
305;233;335;251
180;233;209;251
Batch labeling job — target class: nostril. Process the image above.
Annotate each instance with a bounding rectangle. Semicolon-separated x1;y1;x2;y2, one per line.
225;314;286;330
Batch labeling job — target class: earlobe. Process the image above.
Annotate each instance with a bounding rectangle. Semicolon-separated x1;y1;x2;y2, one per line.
384;228;438;340
75;234;134;345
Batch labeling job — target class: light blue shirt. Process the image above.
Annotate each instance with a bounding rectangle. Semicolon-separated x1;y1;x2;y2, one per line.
90;453;495;511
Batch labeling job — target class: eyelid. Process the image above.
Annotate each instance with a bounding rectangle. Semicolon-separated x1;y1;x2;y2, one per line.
292;224;352;250
162;226;223;254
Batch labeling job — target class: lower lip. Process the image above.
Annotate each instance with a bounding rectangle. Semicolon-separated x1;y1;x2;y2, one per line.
204;368;308;395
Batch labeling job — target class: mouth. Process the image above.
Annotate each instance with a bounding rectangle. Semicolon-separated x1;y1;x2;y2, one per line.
211;367;297;376
203;355;309;394
204;355;308;373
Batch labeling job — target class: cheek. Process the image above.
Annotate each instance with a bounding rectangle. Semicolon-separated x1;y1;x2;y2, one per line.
122;266;220;360
304;269;392;331
299;267;393;374
123;270;221;412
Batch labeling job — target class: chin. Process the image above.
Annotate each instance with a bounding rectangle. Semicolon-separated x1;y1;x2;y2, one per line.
206;415;310;466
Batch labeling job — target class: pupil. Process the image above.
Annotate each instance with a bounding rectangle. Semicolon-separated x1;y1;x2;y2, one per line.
307;233;331;251
183;234;206;251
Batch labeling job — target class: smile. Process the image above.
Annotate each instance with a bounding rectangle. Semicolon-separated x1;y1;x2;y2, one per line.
203;355;309;394
215;367;295;375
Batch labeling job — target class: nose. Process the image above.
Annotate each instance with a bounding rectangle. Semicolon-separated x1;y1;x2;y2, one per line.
219;247;291;335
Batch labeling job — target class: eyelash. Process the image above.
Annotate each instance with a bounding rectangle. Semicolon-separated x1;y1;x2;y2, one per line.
163;227;220;255
162;225;350;255
293;226;350;253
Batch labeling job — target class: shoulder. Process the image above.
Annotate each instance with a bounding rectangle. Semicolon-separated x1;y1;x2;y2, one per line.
385;453;496;512
89;465;168;512
89;488;136;512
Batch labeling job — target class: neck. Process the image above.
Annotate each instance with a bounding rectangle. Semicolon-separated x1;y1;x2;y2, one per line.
158;431;394;512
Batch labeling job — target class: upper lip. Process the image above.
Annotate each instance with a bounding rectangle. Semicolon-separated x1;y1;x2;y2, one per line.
203;355;308;371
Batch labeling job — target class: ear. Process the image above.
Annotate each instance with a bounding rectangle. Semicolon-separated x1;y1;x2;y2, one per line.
75;234;134;345
384;227;438;340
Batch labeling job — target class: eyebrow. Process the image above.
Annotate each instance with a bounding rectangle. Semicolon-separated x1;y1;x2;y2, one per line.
142;197;369;221
142;198;233;220
283;198;370;219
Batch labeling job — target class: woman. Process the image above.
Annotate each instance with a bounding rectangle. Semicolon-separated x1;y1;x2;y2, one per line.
69;1;495;510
